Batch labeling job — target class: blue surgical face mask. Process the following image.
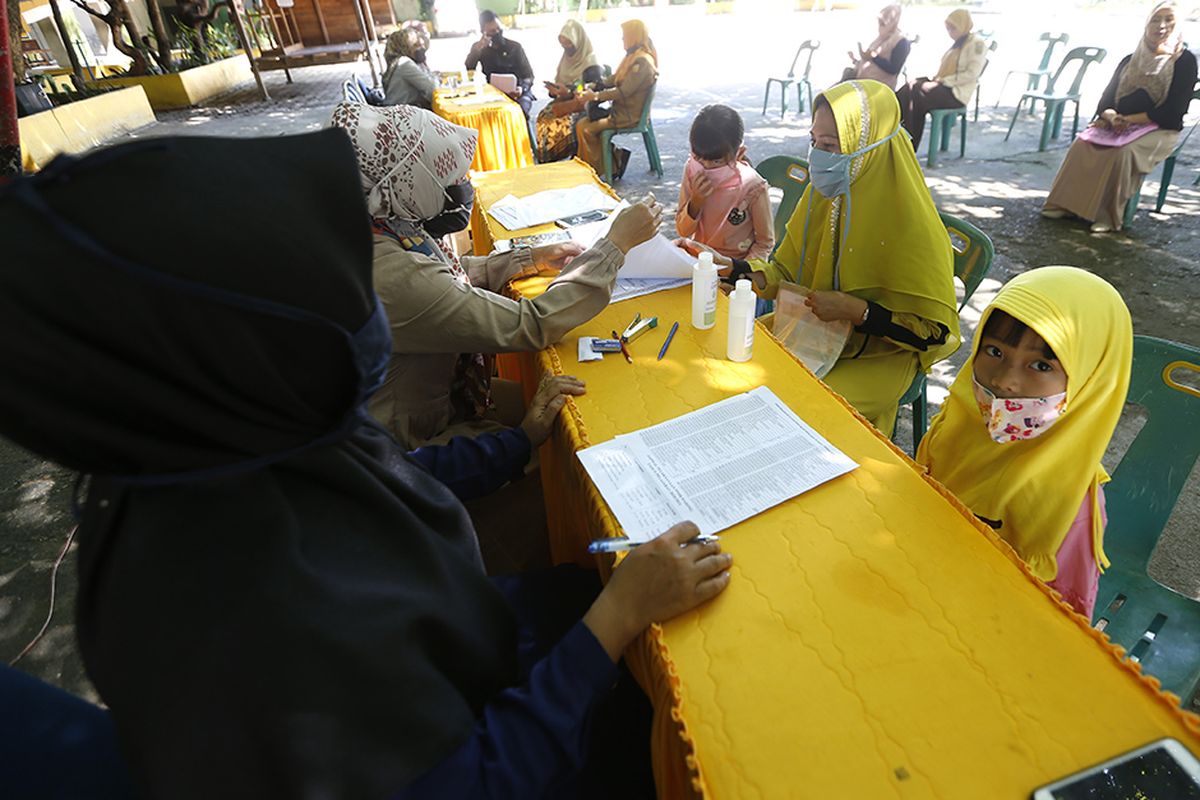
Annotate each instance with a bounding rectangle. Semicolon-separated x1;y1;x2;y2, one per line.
807;124;903;199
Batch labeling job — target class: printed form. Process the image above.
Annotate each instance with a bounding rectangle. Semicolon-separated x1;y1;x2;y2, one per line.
577;386;858;541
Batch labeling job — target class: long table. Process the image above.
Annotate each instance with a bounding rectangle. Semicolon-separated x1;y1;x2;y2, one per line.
433;84;534;173
506;278;1200;798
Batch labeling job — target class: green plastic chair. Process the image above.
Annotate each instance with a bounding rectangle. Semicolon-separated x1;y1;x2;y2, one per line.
896;212;995;451
599;83;663;184
996;32;1069;109
762;40;819;119
754;154;810;254
1093;336;1200;707
1122;85;1200;227
1004;46;1107;152
925;40;998;168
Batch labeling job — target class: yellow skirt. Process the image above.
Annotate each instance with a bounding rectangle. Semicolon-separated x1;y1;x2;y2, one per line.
824;347;920;438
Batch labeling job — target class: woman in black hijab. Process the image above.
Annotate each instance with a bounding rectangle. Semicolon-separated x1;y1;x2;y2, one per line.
0;131;731;798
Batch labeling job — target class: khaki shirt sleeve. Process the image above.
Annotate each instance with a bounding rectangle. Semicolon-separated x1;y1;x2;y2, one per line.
375;236;625;354
461;248;537;291
597;60;654;104
940;37;987;90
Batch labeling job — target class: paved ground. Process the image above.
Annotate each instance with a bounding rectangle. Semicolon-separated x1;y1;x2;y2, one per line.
3;3;1198;701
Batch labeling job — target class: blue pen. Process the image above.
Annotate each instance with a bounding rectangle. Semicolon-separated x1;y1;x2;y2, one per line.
587;534;719;554
656;321;680;361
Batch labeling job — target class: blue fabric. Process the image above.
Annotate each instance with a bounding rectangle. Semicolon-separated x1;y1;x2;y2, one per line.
407;428;532;502
396;566;655;800
0;665;139;799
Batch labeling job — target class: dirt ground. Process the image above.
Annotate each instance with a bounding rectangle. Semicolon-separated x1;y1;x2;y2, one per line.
3;2;1198;702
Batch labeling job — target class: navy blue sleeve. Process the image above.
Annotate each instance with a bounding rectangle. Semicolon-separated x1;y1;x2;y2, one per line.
871;38;910;75
408;428;532;502
394;622;618;799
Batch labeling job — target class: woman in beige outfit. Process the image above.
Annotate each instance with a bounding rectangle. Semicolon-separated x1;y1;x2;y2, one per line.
330;102;661;447
575;19;658;178
1043;2;1196;232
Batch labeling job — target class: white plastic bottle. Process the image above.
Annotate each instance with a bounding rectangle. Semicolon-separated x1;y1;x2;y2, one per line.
473;68;486;95
727;279;755;362
691;251;718;330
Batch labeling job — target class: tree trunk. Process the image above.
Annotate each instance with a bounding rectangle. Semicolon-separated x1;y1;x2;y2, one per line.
6;0;26;85
71;0;152;75
144;0;172;72
48;0;88;89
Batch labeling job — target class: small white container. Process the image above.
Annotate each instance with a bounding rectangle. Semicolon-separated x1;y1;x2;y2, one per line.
691;251;718;330
727;278;755;362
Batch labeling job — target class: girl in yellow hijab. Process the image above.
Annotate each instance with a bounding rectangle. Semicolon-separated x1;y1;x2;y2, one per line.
682;79;960;436
917;267;1133;618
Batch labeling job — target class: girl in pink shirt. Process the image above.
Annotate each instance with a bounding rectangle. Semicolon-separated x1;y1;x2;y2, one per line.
676;105;774;261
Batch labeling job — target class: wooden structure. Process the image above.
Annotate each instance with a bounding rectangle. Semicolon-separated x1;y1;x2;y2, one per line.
244;0;395;80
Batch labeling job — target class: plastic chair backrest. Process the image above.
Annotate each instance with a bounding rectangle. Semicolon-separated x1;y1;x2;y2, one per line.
1175;86;1200;154
787;40;820;79
635;82;656;130
1036;32;1070;72
342;78;366;104
1046;46;1107;96
1093;336;1200;700
755;155;810;245
938;211;994;310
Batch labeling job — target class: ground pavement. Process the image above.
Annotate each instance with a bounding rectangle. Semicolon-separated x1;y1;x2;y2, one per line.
2;3;1198;704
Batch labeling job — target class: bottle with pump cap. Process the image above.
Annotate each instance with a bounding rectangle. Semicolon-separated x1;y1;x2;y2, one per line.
727;279;755;362
691;251;718;330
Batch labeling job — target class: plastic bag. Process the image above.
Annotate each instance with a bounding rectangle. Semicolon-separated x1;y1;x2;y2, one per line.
772;283;851;379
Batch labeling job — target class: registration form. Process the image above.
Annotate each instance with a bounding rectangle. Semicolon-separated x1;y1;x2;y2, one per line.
576;386;858;541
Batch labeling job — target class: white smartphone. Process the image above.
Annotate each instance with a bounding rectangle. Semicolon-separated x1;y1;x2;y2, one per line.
1031;738;1200;799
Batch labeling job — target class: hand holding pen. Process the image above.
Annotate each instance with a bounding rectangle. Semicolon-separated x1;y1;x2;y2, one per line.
582;521;732;661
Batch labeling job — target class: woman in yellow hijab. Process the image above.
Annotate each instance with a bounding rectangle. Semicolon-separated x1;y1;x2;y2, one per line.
576;20;659;177
895;9;988;150
682;79;960;436
917;267;1133;618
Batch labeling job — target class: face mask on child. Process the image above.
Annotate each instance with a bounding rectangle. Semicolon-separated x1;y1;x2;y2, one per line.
972;378;1067;443
686;156;740;190
807;125;903;198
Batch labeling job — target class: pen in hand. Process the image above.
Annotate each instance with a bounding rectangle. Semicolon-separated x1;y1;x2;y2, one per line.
588;534;720;554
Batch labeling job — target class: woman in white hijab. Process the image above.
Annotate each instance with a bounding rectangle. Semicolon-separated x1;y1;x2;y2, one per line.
330;102;662;447
843;4;911;90
1043;2;1196;232
536;20;604;162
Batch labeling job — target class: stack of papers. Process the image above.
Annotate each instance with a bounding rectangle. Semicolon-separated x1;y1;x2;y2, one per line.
577;387;858;541
488;185;619;229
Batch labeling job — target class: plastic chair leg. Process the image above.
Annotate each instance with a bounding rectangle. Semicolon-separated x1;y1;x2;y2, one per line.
1051;103;1065;140
762;81;771;116
806;80;814;115
974;88;980;122
959;114;967;157
940;115;954;152
644;127;663;177
912;381;929;452
926;116;941;168
600;132;614;183
1004;99;1022;141
1071;100;1080;140
1038;103;1057;151
1156;156;1176;212
1123;186;1139;229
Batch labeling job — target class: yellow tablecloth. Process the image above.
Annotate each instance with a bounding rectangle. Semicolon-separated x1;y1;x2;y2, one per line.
433;84;534;174
507;281;1200;798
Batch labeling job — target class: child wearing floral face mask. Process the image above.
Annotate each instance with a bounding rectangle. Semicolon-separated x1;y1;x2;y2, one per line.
917;267;1133;619
675;104;774;260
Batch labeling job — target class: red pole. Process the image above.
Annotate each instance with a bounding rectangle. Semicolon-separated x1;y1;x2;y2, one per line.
0;0;20;178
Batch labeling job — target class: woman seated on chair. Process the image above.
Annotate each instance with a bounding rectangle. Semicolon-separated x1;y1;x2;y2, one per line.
382;21;436;109
575;20;658;180
330;102;663;448
895;9;987;150
534;20;603;162
678;80;960;437
1042;2;1196;233
842;4;910;90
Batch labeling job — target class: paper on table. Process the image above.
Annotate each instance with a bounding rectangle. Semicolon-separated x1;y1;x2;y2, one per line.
488;184;619;229
1077;122;1160;148
611;278;691;304
568;201;696;279
577;386;858;541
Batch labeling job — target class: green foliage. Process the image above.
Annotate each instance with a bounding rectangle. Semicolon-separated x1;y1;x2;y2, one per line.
174;18;238;69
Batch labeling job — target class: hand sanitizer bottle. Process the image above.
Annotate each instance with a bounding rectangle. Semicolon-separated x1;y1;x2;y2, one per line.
691;251;717;330
727;279;755;362
473;68;485;95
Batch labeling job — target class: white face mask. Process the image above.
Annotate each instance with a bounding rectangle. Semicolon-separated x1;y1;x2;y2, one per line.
972;378;1067;444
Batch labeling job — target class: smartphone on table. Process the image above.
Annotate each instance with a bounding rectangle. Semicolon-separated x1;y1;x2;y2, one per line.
1030;738;1200;799
554;209;611;228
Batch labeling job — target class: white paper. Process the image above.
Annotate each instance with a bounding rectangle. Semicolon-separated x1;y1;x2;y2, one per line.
577;386;858;542
611;278;691;304
577;337;604;362
487;184;619;230
565;201;697;280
